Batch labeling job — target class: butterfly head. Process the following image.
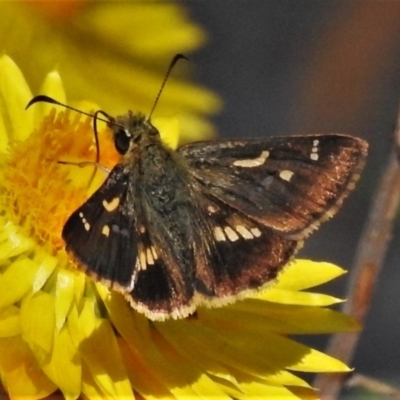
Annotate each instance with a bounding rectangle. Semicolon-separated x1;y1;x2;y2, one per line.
109;111;160;155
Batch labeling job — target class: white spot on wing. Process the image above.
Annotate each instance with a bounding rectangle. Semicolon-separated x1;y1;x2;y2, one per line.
233;150;270;168
139;251;147;270
224;226;239;242
310;139;319;161
102;225;110;237
79;213;90;231
250;227;262;237
236;225;254;240
102;197;120;212
279;170;294;182
146;248;154;265
207;205;218;214
213;227;226;242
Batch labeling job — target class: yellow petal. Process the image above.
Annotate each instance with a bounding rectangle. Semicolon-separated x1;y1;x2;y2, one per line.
228;301;360;334
289;386;320;400
99;289;228;399
0;219;35;261
55;269;76;330
42;325;81;400
158;320;309;389
31;251;58;293
150;324;230;400
0;306;21;337
79;297;133;398
155;319;280;379
182;315;347;374
153;116;180;150
118;336;173;399
237;380;303;400
162;327;240;388
20;291;55;365
290;347;351;373
81;363;112;400
97;288;172;398
178;113;217;143
0;336;57;399
277;260;346;290
87;3;206;57
0;108;8;153
66;304;81;351
212;380;245;400
0;54;34;141
34;70;67;126
186;374;231;400
0;258;40;308
73;271;86;305
257;287;344;306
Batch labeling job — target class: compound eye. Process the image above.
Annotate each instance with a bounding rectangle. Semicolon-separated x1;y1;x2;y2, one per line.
114;129;131;154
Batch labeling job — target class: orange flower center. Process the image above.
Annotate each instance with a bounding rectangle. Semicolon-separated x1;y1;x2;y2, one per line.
2;109;120;254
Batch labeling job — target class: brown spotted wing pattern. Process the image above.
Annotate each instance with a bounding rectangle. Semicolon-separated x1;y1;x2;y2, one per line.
62;111;368;320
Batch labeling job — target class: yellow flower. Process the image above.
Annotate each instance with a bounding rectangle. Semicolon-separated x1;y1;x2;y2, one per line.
0;56;358;399
0;0;221;144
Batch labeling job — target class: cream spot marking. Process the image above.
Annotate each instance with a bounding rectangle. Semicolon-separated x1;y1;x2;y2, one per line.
79;213;90;231
102;197;120;212
207;205;218;214
224;226;239;242
250;227;262;237
139;251;147;270
310;139;319;161
279;170;294;182
233;150;270;168
139;225;146;233
146;248;155;265
102;225;110;237
151;246;158;260
213;226;226;242
236;225;254;240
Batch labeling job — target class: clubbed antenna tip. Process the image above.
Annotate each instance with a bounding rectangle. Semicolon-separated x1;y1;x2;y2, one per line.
147;54;188;120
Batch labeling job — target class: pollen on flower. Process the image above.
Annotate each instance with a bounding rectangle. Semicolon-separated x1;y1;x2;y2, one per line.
1;109;120;254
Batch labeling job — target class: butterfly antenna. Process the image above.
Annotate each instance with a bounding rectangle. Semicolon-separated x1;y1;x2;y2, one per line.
26;95;115;125
147;54;188;121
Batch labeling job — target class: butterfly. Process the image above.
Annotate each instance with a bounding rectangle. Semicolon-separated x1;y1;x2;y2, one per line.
26;57;367;320
58;114;367;320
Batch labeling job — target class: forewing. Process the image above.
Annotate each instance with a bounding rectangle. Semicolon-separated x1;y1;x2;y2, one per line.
62;164;138;290
179;134;368;239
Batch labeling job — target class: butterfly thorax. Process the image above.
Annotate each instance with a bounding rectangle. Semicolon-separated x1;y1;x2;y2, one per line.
127;138;199;300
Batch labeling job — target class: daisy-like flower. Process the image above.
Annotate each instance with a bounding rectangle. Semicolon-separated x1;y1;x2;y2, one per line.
0;55;359;400
0;0;221;143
